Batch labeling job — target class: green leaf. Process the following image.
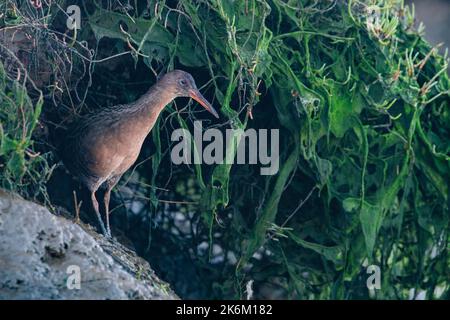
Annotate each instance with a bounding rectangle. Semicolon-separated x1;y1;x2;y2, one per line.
329;86;359;138
343;198;383;258
287;230;344;267
6;150;26;181
88;9;173;65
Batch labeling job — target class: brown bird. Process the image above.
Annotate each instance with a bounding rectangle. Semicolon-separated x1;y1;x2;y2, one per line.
61;70;218;236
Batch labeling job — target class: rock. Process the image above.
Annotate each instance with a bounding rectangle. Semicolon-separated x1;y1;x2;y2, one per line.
0;190;178;300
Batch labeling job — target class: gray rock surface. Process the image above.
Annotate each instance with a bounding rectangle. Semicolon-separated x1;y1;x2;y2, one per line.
0;190;178;300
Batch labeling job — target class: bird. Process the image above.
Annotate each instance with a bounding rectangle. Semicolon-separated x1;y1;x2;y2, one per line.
60;70;219;237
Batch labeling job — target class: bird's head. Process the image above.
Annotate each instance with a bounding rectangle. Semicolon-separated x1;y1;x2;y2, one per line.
160;70;219;118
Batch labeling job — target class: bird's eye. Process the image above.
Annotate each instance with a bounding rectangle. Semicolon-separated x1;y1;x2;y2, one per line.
179;79;187;86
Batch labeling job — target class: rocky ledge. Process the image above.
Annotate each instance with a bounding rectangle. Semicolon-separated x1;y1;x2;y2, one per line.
0;190;177;300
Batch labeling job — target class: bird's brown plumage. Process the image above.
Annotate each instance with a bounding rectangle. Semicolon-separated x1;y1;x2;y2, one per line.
61;70;218;236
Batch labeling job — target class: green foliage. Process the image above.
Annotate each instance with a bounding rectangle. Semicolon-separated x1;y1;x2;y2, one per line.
87;0;448;299
0;61;49;197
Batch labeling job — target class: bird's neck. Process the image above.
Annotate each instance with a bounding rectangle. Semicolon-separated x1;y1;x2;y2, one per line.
138;85;175;112
132;85;176;134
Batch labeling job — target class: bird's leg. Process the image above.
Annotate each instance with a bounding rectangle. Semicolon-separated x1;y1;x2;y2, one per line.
104;190;112;237
91;190;108;236
104;175;121;237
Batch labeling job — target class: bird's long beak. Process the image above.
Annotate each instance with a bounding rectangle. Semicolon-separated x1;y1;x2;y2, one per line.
189;89;219;118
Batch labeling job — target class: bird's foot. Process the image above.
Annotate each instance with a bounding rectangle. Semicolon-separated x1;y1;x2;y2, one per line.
94;212;112;238
96;219;108;237
100;224;112;238
105;221;112;238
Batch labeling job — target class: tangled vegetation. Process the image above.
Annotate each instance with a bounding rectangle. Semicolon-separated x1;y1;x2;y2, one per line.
0;0;448;299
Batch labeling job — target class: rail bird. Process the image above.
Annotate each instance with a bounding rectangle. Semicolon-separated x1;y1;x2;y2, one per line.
61;70;218;236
